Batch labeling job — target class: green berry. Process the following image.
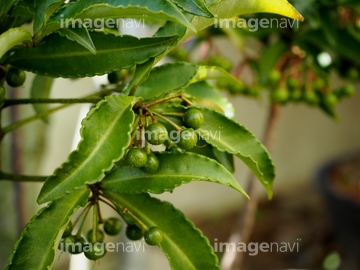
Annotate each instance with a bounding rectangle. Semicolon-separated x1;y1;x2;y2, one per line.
286;77;300;90
58;235;75;252
142;153;159;173
104;217;123;236
6;68;26;87
303;90;320;105
125;148;147;168
209;55;233;71
62;221;73;238
59;235;85;254
183;109;204;130
145;123;168;145
84;242;107;260
87;229;104;243
144;226;164;246
71;235;86;254
341;83;355;98
270;88;289;104
177;128;198;150
125;224;144;241
268;70;281;85
107;71;122;84
323;93;338;108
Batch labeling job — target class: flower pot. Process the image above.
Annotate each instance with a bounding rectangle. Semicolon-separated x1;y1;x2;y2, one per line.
316;152;360;269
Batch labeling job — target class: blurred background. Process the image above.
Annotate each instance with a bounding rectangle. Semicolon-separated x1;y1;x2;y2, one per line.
1;0;360;269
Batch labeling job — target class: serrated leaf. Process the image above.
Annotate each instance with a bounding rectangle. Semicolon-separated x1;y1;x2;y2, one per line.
184;81;235;118
171;0;213;17
136;63;243;102
43;0;195;37
6;187;90;270
37;95;138;204
197;107;275;198
136;62;198;99
34;0;65;34
212;147;234;173
57;27;96;54
6;32;178;78
30;75;54;123
124;58;156;95
102;191;220;270
101;152;247;197
184;0;303;41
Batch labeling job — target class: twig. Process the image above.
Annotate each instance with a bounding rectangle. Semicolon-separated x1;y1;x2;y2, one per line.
220;103;282;270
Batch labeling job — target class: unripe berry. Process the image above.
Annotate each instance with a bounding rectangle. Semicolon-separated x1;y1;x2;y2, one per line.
145;123;168;145
183;109;204;130
125;148;147;168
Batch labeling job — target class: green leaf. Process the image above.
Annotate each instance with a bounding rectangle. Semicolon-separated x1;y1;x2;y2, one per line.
212;147;234;173
0;27;32;60
184;0;303;41
6;32;178;78
197;107;275;198
102;191;220;270
124;58;156;96
136;63;242;102
6;187;90;270
45;0;196;36
101;152;247;197
37;95;138;204
171;0;213;17
57;27;96;54
184;81;235;118
136;62;198;99
30;75;54;123
34;0;65;34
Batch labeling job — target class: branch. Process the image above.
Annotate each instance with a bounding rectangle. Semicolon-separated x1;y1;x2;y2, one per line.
3;97;103;108
0;171;48;182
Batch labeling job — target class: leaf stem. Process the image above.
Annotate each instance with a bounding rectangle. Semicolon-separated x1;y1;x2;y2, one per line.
151;111;182;131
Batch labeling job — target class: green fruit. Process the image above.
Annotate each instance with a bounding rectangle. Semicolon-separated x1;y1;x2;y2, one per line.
270;88;289;104
58;235;75;252
62;221;73;238
142;153;159;173
125;148;147;168
286;77;300;90
59;235;85;254
268;70;281;85
145;123;168;145
183;109;204;130
177;128;198;150
144;226;164;246
125;224;144;241
107;71;122;84
341;83;355;98
84;242;107;260
123;212;137;225
104;217;123;236
6;68;26;87
87;229;104;243
303;90;320;105
71;236;86;254
290;89;303;102
323;93;338;108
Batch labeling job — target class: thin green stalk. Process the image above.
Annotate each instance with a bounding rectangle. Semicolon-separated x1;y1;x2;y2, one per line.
151;111;182;131
3;97;102;108
0;171;47;182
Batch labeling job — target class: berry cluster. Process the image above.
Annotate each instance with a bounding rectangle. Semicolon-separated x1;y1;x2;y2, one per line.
124;103;205;170
58;188;164;261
